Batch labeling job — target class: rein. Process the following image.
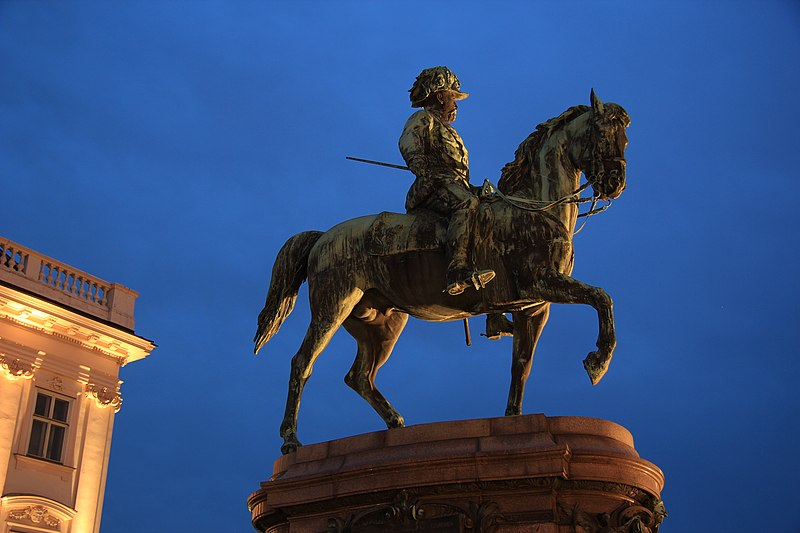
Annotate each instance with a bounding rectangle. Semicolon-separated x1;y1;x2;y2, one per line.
495;181;592;211
495;185;612;234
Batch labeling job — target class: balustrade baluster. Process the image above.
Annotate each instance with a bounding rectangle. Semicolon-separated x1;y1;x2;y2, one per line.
46;263;55;286
15;252;26;273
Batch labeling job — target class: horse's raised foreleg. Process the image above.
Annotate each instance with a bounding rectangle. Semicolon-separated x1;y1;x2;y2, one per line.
343;311;409;428
531;269;616;385
279;283;364;454
506;304;550;416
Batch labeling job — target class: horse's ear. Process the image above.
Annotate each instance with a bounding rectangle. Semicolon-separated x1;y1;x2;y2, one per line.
590;88;605;114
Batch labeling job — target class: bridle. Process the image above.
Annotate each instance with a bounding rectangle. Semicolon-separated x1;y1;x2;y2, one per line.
496;111;625;234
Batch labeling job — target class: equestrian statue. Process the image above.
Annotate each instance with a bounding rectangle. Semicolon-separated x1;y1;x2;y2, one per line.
254;66;630;454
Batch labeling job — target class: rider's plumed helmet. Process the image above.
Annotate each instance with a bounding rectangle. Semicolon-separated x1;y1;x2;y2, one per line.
409;66;469;108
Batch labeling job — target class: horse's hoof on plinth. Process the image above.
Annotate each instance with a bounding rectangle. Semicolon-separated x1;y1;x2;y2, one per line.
281;437;301;455
386;414;405;429
583;351;611;385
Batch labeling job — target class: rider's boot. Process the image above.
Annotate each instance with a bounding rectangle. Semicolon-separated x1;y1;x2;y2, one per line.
446;262;495;296
445;206;494;296
484;313;514;340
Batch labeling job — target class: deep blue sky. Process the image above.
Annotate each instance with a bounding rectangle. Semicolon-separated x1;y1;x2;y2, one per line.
2;2;799;532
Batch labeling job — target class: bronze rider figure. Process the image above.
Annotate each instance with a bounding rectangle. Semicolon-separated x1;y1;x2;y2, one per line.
399;66;513;339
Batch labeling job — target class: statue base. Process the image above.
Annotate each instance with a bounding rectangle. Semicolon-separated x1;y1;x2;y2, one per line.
248;415;665;532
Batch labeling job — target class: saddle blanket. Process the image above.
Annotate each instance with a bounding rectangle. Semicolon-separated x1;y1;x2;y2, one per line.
366;211;446;256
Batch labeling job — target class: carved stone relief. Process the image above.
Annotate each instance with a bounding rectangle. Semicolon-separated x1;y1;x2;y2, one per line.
85;382;123;412
327;490;499;533
557;498;667;533
47;375;64;391
0;354;35;380
7;505;61;530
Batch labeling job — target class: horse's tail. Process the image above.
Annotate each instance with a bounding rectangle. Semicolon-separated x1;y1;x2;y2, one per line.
253;230;324;354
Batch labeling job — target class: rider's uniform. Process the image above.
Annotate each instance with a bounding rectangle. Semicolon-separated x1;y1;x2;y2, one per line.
399;108;479;276
399;108;475;214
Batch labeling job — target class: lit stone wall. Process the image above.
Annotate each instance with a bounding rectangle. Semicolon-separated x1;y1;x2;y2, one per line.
0;237;155;533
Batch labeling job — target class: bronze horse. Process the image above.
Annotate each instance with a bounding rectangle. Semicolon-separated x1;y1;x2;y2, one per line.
255;91;629;454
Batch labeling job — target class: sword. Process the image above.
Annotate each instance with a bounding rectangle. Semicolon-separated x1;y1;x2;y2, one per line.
346;156;410;171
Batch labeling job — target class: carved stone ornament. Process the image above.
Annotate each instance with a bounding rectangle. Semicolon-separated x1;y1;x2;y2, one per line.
327;490;499;533
558;498;667;533
7;505;61;529
85;383;123;412
47;375;64;391
0;354;35;380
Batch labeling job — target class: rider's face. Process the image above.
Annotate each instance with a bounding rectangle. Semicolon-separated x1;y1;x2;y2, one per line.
437;91;458;123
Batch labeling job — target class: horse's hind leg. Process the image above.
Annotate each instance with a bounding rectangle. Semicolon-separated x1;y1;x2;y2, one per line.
506;304;550;416
279;284;363;454
531;269;616;385
343;310;409;429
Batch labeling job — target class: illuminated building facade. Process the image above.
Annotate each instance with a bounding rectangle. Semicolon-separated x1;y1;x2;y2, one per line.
0;237;155;533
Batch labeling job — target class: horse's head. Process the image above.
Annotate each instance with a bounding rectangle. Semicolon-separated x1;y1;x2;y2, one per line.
583;90;630;200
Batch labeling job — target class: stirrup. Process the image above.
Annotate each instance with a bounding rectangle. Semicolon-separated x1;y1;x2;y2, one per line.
472;269;495;289
484;313;514;340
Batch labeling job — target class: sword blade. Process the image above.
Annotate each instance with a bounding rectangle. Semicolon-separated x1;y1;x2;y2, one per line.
346;156;410;171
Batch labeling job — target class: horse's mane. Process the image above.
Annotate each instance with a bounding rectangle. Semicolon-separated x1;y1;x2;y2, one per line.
497;105;590;195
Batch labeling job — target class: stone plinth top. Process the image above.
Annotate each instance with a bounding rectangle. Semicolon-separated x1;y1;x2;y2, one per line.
249;415;665;532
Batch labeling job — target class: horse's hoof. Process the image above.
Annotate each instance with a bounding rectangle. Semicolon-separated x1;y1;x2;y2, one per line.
505;406;522;416
583;351;611;385
386;414;405;429
281;437;301;455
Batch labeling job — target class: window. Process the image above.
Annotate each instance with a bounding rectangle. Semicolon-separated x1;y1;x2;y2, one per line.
27;391;69;463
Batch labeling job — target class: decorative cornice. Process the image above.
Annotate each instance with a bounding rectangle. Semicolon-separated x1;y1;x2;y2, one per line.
0;354;35;380
0;312;130;366
7;505;61;530
85;382;123;412
0;284;155;365
323;488;667;533
252;478;664;533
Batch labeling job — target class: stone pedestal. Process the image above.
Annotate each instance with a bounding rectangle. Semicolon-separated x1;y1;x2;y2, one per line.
248;415;665;533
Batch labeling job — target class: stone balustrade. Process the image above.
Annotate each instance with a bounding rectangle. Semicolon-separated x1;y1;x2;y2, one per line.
0;236;139;330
